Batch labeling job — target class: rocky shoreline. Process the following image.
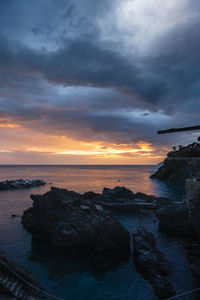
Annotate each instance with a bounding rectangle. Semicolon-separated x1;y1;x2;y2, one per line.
1;182;199;299
21;186;178;253
0;179;46;191
20;185;184;299
22;187;131;252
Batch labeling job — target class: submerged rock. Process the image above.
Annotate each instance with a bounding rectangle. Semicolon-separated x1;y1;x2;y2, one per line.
0;179;46;190
133;227;175;299
11;214;20;218
21;187;130;252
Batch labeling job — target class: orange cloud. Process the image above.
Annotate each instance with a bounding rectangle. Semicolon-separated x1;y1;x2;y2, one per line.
0;121;167;164
0;123;20;128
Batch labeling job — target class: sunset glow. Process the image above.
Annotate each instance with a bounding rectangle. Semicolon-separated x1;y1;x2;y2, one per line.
0;0;199;164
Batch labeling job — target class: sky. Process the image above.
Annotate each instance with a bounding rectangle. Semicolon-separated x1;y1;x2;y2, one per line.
0;0;200;165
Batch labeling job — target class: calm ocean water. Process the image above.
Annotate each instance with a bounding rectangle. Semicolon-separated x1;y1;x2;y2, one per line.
0;165;196;300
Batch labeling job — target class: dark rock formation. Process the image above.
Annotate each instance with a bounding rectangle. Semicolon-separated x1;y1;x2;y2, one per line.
11;214;20;218
185;243;200;278
82;191;102;201
96;186;175;212
22;187;130;252
133;227;175;299
0;179;46;191
150;158;200;185
102;186;135;201
156;203;197;237
134;192;173;206
150;142;200;184
98;201;164;213
0;247;45;299
134;192;154;202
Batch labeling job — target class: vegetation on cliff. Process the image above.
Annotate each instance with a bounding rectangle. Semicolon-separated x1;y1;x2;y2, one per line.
151;137;200;184
168;139;200;158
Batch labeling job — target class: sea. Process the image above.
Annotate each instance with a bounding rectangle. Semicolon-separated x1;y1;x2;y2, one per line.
0;165;197;300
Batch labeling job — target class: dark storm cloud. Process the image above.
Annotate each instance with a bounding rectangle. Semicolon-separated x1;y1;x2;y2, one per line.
0;15;199;113
0;33;167;110
145;18;200;117
0;0;200;150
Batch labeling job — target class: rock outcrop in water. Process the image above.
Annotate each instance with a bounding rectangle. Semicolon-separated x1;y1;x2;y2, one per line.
93;186;175;212
0;179;46;190
102;186;135;201
133;227;176;299
150;142;200;184
0;247;45;299
22;187;130;252
21;185;177;252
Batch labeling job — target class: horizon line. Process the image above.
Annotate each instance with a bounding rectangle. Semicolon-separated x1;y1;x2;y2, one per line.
0;164;156;166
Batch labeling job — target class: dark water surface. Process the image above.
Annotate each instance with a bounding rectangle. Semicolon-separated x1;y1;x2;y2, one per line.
0;165;196;299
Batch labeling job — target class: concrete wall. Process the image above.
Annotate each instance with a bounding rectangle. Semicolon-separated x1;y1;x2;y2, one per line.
185;179;200;238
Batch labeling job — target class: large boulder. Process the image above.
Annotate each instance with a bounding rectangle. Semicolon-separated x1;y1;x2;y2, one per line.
133;227;175;299
97;187;174;212
102;186;173;206
156;203;197;237
102;186;135;202
82;191;103;201
21;187;130;252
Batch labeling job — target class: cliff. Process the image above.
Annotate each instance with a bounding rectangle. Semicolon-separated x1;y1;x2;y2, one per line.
150;142;200;184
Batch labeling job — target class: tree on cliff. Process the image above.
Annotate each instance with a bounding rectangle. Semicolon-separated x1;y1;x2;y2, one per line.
178;145;183;151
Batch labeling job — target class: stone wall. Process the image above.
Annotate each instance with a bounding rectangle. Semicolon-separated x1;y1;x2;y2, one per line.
185;179;200;238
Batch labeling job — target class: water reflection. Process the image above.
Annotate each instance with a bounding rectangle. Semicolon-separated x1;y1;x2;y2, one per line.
0;165;185;200
29;238;130;281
